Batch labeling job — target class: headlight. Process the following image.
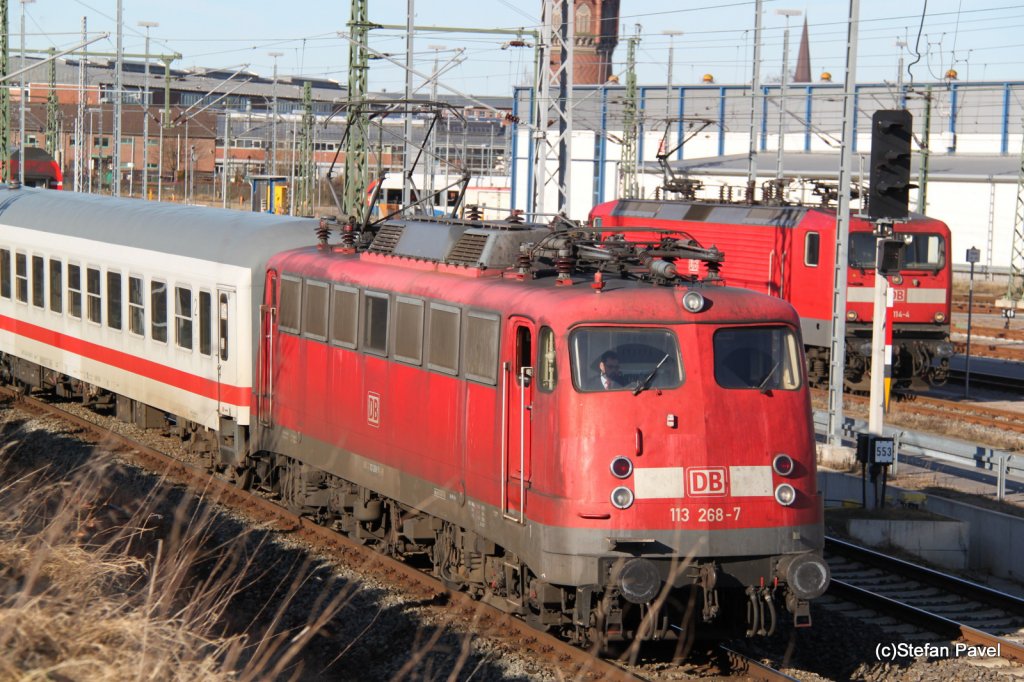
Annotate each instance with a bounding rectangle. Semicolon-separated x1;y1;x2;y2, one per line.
934;312;947;323
610;456;633;479
682;290;705;313
773;453;795;476
611;486;634;509
891;274;904;285
846;310;858;321
775;483;796;506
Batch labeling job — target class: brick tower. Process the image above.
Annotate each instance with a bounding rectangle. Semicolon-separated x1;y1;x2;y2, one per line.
548;0;621;84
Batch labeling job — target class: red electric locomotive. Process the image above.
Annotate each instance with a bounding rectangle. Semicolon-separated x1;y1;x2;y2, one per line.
250;216;829;645
589;199;954;390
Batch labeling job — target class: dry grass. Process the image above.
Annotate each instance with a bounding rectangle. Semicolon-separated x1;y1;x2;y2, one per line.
0;413;352;682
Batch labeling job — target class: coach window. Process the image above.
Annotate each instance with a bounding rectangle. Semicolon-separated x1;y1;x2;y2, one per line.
804;232;820;267
219;294;229;361
151;280;167;342
464;311;499;385
31;256;44;308
0;249;10;299
86;267;101;323
199;290;213;356
537;326;557;392
427;303;460;375
302;280;329;342
278;275;301;334
128;276;144;336
68;264;82;318
175;286;193;350
49;259;62;313
394;297;424;365
107;271;123;330
363;291;389;356
14;253;27;303
330;284;359;349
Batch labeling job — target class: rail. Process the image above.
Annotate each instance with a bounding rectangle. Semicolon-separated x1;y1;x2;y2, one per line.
813;410;1023;500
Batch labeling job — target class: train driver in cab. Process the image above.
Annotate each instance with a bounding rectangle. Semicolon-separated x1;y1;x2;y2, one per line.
596;350;625;390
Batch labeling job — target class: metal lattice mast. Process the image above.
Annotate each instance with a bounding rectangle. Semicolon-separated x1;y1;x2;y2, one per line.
1005;119;1024;304
45;47;58;157
343;0;370;219
298;80;315;216
530;0;573;218
0;0;9;182
619;25;640;199
73;17;85;192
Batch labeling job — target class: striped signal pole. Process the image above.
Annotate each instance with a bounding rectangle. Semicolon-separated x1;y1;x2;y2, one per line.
884;285;894;412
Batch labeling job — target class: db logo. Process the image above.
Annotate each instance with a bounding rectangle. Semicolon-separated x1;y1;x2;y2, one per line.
367;392;381;427
687;467;727;496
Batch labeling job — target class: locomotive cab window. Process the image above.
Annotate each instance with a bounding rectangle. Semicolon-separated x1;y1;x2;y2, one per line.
0;249;10;299
570;327;683;393
362;291;389;356
278;275;301;334
804;232;820;267
848;233;877;270
464;311;499;385
330;284;359;349
302;280;329;342
15;253;27;303
31;256;44;308
68;264;82;319
898;232;946;270
713;326;801;391
394;297;424;365
49;259;62;313
427;303;460;375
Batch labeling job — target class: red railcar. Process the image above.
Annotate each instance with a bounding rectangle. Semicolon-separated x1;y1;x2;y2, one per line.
10;147;64;189
251;216;829;644
589;199;954;389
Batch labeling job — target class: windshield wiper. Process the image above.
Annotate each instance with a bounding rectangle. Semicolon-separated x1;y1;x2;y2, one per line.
633;354;671;396
758;361;782;394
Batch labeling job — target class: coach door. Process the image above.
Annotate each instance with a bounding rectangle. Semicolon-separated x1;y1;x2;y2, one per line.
257;271;277;426
502;317;534;523
216;286;236;417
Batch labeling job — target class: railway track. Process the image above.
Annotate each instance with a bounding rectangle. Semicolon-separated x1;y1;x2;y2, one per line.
824;536;1024;670
0;387;810;681
0;387;645;682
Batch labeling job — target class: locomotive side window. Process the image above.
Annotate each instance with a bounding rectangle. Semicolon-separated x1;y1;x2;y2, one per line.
713;326;801;391
31;256;44;308
427;303;460;375
128;276;144;336
49;259;62;313
0;249;10;299
15;253;27;303
175;286;193;350
86;267;101;323
107;271;122;330
302;280;329;342
394;297;424;365
278;275;301;334
330;284;359;349
151;280;167;342
363;291;390;356
804;232;820;267
570;327;683;393
68;264;82;319
199;290;212;356
464;311;499;385
537;326;556;392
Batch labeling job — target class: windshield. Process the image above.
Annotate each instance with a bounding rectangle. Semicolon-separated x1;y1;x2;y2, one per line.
713;326;802;391
849;232;946;271
570;327;683;393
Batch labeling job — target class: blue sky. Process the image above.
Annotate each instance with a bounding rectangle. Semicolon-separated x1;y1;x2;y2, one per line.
24;1;1024;93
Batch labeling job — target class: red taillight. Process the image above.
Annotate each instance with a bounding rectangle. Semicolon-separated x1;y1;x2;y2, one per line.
773;453;795;476
610;456;633;479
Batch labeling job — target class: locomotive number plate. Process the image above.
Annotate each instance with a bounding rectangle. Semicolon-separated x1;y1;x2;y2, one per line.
669;507;741;523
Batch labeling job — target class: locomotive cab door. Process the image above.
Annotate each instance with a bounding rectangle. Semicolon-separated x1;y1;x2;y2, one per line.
502;317;534;523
